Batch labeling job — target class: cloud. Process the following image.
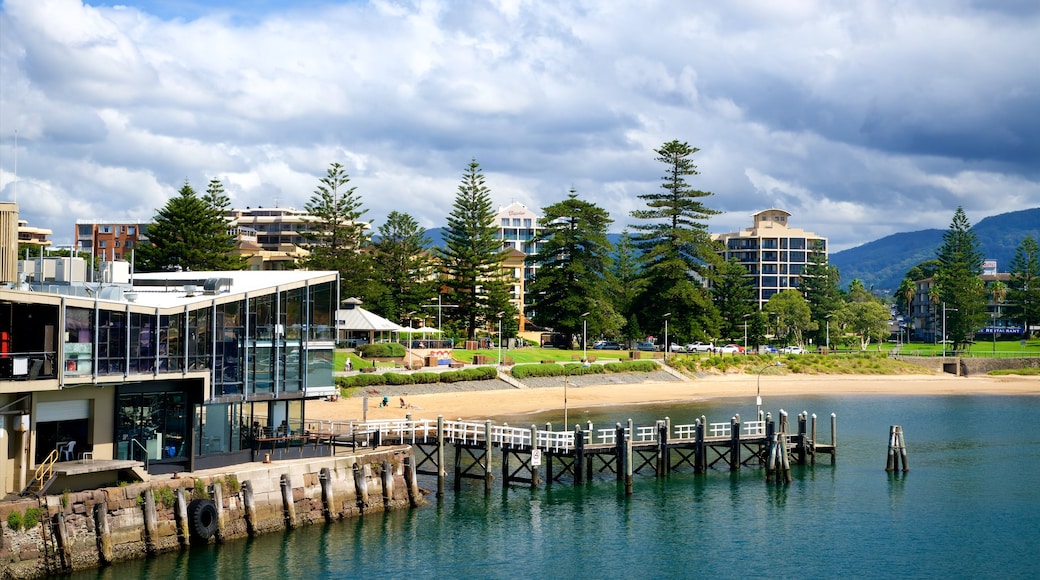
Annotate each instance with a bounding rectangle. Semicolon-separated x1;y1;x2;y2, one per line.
1;0;1037;253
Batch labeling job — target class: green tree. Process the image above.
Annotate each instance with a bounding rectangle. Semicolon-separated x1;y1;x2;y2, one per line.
607;230;647;345
302;162;374;300
842;298;891;351
763;289;814;347
136;180;243;272
437;159;512;339
369;211;437;322
1007;236;1040;338
933;207;986;351
800;246;842;346
630;139;723;342
711;259;756;343
527;189;621;349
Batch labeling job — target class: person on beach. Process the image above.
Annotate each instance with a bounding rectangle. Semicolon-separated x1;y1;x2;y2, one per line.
400;397;407;408
381;396;389;408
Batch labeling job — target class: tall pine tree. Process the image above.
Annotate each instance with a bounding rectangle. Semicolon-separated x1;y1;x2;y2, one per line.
630;140;723;342
302;162;374;300
1007;236;1040;338
934;206;986;351
437;159;512;339
527;189;621;348
369;211;437;322
136;180;243;272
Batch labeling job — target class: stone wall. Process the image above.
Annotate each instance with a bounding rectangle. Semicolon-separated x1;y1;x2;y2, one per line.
0;448;424;579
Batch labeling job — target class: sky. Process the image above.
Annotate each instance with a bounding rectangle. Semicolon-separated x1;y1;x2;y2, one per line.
1;0;1038;252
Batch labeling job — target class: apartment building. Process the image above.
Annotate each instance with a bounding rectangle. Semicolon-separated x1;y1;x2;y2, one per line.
75;220;149;262
711;209;829;309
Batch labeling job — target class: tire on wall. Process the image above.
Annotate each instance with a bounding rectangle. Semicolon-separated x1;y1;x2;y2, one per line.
187;498;219;541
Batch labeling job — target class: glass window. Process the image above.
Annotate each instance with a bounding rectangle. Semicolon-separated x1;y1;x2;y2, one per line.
309;282;335;341
307;348;334;390
215;301;243;396
64;306;94;377
157;313;184;373
128;226;136;235
97;309;126;376
116;391;188;462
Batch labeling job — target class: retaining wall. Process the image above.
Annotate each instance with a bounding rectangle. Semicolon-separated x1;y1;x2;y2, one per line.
892;355;1040;376
0;448;424;579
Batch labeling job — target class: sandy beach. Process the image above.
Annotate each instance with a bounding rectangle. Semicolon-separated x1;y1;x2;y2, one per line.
306;372;1040;423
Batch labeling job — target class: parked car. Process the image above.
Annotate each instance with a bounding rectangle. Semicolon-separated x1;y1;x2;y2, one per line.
718;343;743;354
782;345;805;354
669;343;685;353
593;341;622;350
635;341;658;351
685;342;714;352
761;345;778;354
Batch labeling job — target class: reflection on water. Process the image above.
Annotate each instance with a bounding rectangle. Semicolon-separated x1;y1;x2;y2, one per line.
67;396;1040;579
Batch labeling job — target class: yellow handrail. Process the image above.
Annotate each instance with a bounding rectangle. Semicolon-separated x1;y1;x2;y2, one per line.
32;450;58;492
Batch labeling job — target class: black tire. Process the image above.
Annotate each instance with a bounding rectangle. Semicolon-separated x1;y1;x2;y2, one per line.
187;498;219;541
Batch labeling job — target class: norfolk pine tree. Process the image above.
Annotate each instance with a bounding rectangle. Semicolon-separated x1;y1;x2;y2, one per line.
136;180;244;272
369;211;438;322
527;189;621;349
302;162;375;301
933;207;986;351
437;159;512;340
630;140;723;342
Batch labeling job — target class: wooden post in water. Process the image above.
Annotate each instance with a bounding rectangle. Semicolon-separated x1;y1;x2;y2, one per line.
530;424;541;489
797;411;808;465
404;456;421;506
729;415;740;471
94;501;112;565
810;413;818;465
382;460;395;506
694;417;705;473
765;414;776;481
281;474;297;528
484;420;493;493
174;488;189;547
886;425;909;472
831;413;838;462
436;415;445;498
545;422;554;486
574;424;585;486
142;488;157;554
656;417;670;477
625;418;634;495
320;467;335;522
612;422;623;481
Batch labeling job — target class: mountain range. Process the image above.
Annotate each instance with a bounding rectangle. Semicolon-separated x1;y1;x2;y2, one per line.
424;207;1040;298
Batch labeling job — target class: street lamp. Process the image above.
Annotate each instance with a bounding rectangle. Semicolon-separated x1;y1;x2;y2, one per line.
942;302;957;357
755;361;784;419
825;313;833;351
663;313;672;361
743;313;751;352
581;312;590;362
497;311;505;365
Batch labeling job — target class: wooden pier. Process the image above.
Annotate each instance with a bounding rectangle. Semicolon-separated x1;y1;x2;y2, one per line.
306;408;837;494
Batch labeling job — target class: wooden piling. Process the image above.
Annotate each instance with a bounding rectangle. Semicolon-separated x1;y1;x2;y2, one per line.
729;415;740;471
574;425;585;486
436;415;445;498
94;501;112;565
656;418;670;477
142;488;157;554
212;482;225;543
530;425;541;489
382;460;394;506
404;456;422;506
625;418;634;495
484;420;493;493
280;473;296;528
320;467;336;521
694;417;705;473
886;425;909;472
242;480;258;536
174;488;189;547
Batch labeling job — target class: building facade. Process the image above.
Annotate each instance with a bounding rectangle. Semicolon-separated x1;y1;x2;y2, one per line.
75;220;149;262
0;259;338;495
910;269;1022;342
494;202;545;332
712;209;829;309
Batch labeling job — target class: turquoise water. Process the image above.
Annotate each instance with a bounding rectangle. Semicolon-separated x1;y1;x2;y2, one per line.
68;395;1040;579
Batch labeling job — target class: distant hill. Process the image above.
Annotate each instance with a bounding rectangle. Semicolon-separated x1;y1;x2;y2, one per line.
830;208;1040;295
425;208;1040;297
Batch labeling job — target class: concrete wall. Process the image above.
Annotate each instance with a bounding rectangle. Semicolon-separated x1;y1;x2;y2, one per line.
0;448;423;579
892;355;1040;376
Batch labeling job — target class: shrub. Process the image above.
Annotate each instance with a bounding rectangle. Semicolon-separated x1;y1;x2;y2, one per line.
7;511;23;531
438;370;464;383
384;372;414;386
511;363;566;379
359;342;405;358
410;372;440;384
223;473;242;494
156;486;176;509
192;478;210;500
340;373;387;388
23;507;43;529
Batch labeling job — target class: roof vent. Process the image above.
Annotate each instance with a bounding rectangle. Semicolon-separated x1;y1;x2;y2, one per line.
203;277;232;295
184;285;198;297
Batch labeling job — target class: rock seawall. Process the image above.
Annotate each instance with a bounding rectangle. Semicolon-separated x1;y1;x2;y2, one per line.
0;448;423;578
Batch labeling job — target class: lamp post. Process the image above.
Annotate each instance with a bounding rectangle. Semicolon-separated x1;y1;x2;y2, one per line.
663;312;672;361
755;361;784;419
743;313;751;352
581;311;590;362
825;313;832;351
497;311;505;365
991;311;998;354
942;302;957;357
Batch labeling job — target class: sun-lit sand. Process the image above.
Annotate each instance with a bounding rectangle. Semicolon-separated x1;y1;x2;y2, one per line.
305;373;1040;423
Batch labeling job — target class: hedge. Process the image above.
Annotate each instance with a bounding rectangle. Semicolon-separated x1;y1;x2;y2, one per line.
358;342;406;358
335;365;499;389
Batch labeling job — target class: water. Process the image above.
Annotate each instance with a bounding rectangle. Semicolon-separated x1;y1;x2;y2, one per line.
68;395;1040;579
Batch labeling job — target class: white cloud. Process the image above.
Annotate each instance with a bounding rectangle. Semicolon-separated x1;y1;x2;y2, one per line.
0;0;1036;255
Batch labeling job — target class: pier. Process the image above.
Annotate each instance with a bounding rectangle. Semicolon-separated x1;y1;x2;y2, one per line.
308;408;837;494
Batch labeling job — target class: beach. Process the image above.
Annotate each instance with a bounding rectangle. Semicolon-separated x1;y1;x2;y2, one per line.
306;372;1040;422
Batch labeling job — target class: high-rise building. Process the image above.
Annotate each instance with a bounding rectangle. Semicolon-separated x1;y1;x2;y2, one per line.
74;220;149;262
711;209;829;309
494;202;545;332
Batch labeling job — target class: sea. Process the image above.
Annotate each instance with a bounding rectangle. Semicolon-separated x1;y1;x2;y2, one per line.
66;393;1040;579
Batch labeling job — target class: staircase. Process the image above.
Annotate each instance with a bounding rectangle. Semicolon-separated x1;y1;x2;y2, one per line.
20;450;58;497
